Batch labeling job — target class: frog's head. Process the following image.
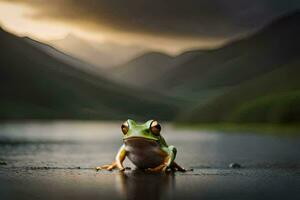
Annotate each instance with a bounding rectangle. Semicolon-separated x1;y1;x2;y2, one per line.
121;119;161;141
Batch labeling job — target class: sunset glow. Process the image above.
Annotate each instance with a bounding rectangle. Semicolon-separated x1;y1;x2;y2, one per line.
0;1;226;54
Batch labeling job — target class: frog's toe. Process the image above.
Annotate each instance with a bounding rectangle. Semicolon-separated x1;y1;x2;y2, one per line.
107;165;115;171
177;167;186;172
95;166;110;171
171;162;186;172
96;162;117;171
172;166;186;172
95;166;107;171
119;167;125;172
146;164;168;173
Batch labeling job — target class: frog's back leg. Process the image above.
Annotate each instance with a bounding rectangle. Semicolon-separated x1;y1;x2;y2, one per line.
146;145;185;172
166;145;177;167
168;146;186;172
171;161;186;172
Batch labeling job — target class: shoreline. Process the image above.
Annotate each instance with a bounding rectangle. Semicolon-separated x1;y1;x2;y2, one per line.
174;123;300;135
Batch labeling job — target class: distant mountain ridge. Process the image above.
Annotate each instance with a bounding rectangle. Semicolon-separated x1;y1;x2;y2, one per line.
179;11;300;123
111;11;300;123
0;27;177;120
1;11;299;123
110;52;174;86
112;11;300;94
50;34;146;68
23;36;105;76
181;57;300;123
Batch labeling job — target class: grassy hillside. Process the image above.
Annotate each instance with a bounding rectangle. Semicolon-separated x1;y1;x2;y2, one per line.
231;91;300;123
180;58;300;123
110;11;300;105
171;12;300;123
106;11;300;124
0;27;178;120
110;52;174;87
158;11;300;92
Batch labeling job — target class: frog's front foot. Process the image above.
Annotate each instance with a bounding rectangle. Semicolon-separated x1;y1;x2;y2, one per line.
146;163;186;173
170;162;186;172
145;161;186;173
95;161;125;171
146;163;168;172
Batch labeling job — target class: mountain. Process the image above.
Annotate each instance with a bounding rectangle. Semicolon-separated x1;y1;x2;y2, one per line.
0;27;177;120
178;11;300;123
109;11;300;123
49;34;145;68
181;58;300;123
110;49;208;90
160;11;300;91
111;11;300;99
110;52;173;86
23;36;104;76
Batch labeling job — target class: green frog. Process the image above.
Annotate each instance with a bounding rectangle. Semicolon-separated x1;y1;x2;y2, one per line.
96;119;185;172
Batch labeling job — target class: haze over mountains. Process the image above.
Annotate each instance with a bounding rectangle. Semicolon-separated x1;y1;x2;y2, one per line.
1;11;299;123
49;34;146;68
111;11;300;123
112;11;299;91
0;26;177;120
179;12;300;123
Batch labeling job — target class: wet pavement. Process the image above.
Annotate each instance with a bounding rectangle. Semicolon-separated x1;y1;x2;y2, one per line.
0;121;299;200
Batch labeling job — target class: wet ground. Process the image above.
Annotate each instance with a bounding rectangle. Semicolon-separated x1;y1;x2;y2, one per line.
0;121;299;200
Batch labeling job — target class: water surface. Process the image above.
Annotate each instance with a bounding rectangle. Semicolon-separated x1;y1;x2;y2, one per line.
0;121;299;200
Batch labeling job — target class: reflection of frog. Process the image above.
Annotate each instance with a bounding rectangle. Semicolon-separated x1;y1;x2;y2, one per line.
96;119;185;172
115;169;175;200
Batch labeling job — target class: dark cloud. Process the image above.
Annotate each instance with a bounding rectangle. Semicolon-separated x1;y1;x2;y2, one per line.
2;0;300;40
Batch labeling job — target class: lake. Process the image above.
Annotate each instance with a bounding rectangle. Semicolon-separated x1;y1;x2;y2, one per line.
0;121;299;200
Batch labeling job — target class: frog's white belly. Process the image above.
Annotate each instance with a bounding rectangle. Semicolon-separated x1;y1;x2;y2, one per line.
124;138;167;169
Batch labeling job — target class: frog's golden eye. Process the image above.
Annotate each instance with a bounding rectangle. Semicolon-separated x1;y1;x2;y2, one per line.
121;121;129;135
150;120;161;136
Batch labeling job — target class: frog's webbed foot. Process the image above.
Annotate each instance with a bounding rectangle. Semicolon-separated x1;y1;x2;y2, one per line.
146;163;168;173
95;161;125;171
170;162;186;172
146;162;186;173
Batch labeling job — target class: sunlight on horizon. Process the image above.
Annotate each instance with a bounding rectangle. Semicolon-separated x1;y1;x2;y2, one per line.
0;2;106;43
0;2;224;55
0;2;69;40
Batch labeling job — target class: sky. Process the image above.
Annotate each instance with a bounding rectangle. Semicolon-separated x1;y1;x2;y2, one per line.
0;0;299;54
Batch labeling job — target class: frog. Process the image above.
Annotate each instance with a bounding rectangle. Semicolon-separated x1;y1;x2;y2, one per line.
96;119;186;172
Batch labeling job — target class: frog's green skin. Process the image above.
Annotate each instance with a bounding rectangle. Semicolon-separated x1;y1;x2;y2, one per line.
96;119;185;172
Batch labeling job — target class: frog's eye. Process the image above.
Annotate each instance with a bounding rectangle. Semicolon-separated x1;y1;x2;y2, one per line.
121;121;129;135
150;120;161;136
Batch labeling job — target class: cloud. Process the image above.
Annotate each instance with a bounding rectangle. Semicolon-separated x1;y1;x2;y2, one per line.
1;0;300;42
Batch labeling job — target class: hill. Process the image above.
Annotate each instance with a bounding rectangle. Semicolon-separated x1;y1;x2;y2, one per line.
110;49;208;91
178;11;300;123
180;58;300;123
110;52;174;87
23;36;105;76
0;27;177;120
111;11;300;101
50;34;145;68
109;11;300;123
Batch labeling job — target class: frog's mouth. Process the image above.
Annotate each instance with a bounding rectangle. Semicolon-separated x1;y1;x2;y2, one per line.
123;136;159;149
123;136;158;142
